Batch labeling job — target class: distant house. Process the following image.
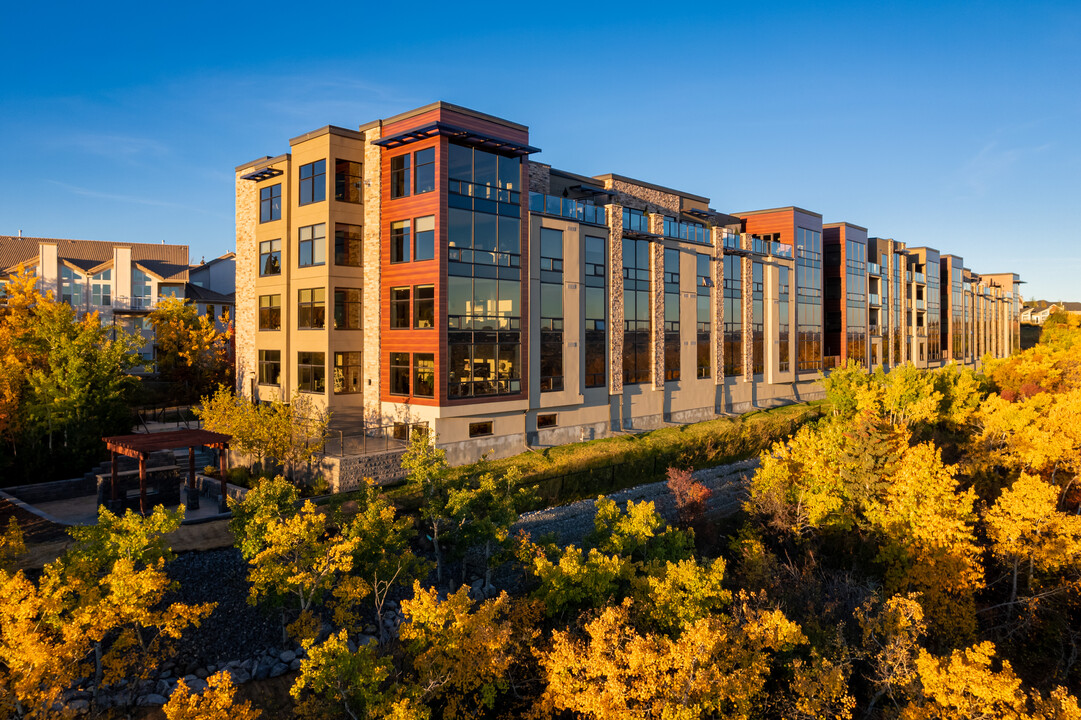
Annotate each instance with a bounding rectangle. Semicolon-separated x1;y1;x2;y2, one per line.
1020;307;1035;323
1061;301;1081;316
1029;304;1062;325
188;252;236;331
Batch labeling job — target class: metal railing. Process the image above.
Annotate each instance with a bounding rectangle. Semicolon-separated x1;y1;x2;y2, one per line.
325;421;429;458
869;293;881;306
770;241;794;258
529;192;606;225
867;261;882;276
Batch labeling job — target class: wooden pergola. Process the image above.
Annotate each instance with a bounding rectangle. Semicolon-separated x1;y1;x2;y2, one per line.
102;430;232;515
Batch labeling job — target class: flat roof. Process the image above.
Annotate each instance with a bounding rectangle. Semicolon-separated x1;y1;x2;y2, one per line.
378;101;528;134
733;206;824;219
235;153;289;173
593;173;710;205
289;124;366;146
823;221;868;232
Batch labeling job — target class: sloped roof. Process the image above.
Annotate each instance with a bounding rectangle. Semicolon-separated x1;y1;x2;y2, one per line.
185;283;235;304
0;236;189;280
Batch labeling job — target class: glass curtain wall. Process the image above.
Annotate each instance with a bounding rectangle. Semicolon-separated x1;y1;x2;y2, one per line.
926;257;941;361
447;143;522;399
845;240;867;366
696;254;711;378
539;228;564;392
795;227;822;371
664;248;680;381
752;262;764;375
622;235;651;384
584;235;607;388
778;266;790;373
723;255;742;376
893;253;903;364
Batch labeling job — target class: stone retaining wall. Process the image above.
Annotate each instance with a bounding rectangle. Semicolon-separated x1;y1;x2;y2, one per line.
328;450;408;493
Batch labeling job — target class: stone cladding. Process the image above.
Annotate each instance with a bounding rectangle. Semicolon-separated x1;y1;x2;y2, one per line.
362;128;383;419
711;227;725;384
606;204;624;397
528;161;551;194
234;171;257;396
649;213;666;389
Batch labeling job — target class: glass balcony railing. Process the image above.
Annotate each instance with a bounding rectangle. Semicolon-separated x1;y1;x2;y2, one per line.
916;299;926;309
869;293;881;306
867;262;882;276
869;324;881;336
529;192;605;225
452;179;520;205
914;272;926;284
906;271;913;282
916;327;927;336
770;241;794;258
722;232;741;251
751;237;769;255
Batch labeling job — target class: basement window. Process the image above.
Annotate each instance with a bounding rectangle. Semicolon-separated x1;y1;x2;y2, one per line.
537;414;557;429
468;421;493;438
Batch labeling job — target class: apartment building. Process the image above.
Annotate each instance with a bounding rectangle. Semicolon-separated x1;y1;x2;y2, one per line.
234;101;1020;467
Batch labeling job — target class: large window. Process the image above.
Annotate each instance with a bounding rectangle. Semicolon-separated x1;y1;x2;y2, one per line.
335;224;362;267
540;228;564;392
389;352;410;395
664;248;680;381
390;287;410;329
259;294;281;330
752;262;764;375
260;239;281;276
390;220;410;264
260;184;281;222
298;352;325;393
333;352;361;394
778;267;790;373
414;285;435;329
724;255;742;376
299;223;326;267
796;227;822;372
60;266;84;307
132;268;152;309
297;288;325;330
299;160;326;205
585;235;607;388
334;288;362;330
414;353;435;398
390;154;410;199
925;255;942;362
623;236;651;384
414;215;435;261
845;240;867;367
414;148;435;194
258;350;281;385
696;254;711;378
334;160;362;203
92;269;111;307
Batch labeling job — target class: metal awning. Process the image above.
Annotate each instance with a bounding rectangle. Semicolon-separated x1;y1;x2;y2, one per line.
240;167;284;182
372;122;541;156
569;184;615;196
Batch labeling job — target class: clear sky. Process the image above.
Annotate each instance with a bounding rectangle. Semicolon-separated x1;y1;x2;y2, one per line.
2;1;1078;301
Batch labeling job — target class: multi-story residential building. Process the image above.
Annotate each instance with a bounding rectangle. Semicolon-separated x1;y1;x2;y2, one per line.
188;251;236;331
234;101;1020;469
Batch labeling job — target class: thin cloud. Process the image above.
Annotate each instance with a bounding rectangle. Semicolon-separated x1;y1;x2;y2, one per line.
54;133;171;159
952;140;1052;196
47;180;224;217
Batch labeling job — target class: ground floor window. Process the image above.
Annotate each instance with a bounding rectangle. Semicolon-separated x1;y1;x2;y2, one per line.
258;349;280;385
297;352;325;393
448;330;521;398
333;352;361;394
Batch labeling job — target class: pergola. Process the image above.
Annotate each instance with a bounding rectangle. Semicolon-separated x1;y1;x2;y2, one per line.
102;429;232;515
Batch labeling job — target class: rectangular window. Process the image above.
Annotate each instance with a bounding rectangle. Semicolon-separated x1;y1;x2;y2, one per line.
585;235;607;388
414;285;435;328
391;287;410;329
132;268;152;309
333;352;361;394
724;255;742;376
91;269;112;307
260;184;281;222
778;266;790;373
414;215;435;261
258;294;281;331
260;239;281;276
297;288;325;330
298;223;326;267
334;288;362;330
468;421;493;438
414;353;435;398
60;266;84;306
752;262;764;375
299;160;326;205
335;224;363;267
389;352;410;395
537;413;557;429
390;154;410;199
334;159;362;203
258;350;281;385
696;254;711;378
390;220;411;263
297;352;325;393
623;236;652;384
414;147;435;194
207;304;215;320
540;228;564;392
664;247;680;381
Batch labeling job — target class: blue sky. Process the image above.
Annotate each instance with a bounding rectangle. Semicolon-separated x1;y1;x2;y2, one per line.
2;1;1078;300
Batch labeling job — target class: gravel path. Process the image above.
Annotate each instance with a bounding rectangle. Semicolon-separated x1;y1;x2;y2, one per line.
512;457;760;546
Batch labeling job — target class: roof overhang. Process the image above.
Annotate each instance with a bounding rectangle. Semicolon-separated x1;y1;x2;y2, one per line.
372;122;541;156
240;167;284;182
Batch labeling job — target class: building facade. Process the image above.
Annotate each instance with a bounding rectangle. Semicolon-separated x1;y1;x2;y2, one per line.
234;102;1021;466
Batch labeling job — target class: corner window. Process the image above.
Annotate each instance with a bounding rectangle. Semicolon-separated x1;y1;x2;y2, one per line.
414;148;435;194
260;239;281;276
414;285;435;328
334;288;362;330
334;223;362;267
389;352;410;395
260;184;281;222
333;352;362;394
258;350;281;385
299;223;326;267
414;215;435;261
390;220;411;263
414;353;435;397
390;154;410;199
334;159;362;204
390;287;410;329
468;421;493;438
298;288;326;330
259;294;281;330
298;352;325;393
299;160;326;205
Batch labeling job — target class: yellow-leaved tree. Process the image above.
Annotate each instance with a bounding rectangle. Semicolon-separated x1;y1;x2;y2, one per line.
164;670;261;720
148;296;233;395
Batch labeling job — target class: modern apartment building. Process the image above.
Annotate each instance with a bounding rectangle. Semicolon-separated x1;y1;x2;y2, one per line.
234;101;1021;468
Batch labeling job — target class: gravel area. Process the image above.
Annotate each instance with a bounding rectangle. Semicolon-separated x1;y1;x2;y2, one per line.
512;457;760;546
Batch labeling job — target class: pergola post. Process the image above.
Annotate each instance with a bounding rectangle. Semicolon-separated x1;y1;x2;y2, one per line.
110;451;118;510
138;453;147;516
218;444;229;513
187;446;199;511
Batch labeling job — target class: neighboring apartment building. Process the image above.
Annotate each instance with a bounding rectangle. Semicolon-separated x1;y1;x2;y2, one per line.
0;236;236;366
234;101;1021;466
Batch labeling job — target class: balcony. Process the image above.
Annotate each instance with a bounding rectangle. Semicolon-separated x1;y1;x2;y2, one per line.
906;271;913;282
112;295;161;312
529;192;605;225
770;241;794;259
869;293;881;306
452;179;520;205
916;299;926;310
916;327;927;336
867;261;882;276
914;272;926;284
750;237;769;255
869;324;882;336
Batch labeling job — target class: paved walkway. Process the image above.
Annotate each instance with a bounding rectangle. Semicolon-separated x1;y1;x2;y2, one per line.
34;487;230;526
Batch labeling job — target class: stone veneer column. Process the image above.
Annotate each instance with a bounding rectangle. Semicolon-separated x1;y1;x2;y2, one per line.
362;128;383;422
741;234;753;380
234;171;257;397
711;228;725;385
607;205;624;397
649;213;665;390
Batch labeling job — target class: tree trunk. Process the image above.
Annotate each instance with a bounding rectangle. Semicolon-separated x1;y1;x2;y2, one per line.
433;522;443;584
1011;557;1019;605
484;539;493;591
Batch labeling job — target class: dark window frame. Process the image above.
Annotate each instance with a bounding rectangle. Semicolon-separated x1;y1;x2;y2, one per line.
334;159;362;204
414;285;435;329
298;223;326;268
258;294;281;331
389;352;411;396
413;353;435;398
299;160;326;206
334;288;362;330
390;220;411;264
468;421;493;438
259;238;281;276
333;351;362;395
297;287;326;330
297;351;326;394
334;223;363;267
390;287;410;329
258;349;281;386
390;154;410;199
260;183;282;223
414;147;435;195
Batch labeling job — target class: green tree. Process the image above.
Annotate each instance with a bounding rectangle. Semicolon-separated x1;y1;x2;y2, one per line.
447;465;532;591
148;296;233;395
400;429;454;585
